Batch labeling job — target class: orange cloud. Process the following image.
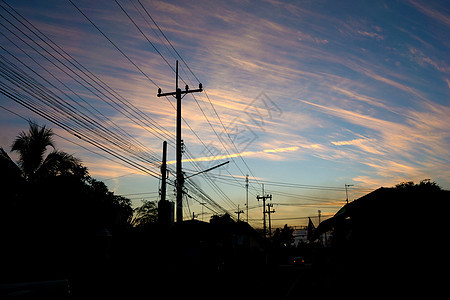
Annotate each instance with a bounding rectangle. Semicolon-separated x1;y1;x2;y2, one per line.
299;97;450;183
331;138;384;155
166;145;301;164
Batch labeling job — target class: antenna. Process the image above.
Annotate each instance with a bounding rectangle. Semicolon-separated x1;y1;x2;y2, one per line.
345;184;354;204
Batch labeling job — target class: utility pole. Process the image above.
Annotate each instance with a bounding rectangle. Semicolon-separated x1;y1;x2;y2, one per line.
157;60;203;224
158;141;173;227
257;184;272;238
235;204;244;222
200;202;206;222
160;141;167;202
345;184;354;204
267;202;275;238
318;210;322;244
245;175;249;223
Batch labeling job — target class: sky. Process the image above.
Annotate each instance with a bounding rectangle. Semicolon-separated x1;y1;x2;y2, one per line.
0;0;449;229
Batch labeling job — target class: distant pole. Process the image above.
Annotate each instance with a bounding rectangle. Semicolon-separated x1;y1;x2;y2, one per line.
175;61;182;224
267;202;275;238
345;184;354;204
160;141;167;202
157;60;203;224
200;202;206;222
245;175;249;223
257;184;272;239
158;141;173;227
235;204;244;222
263;184;266;238
318;210;322;244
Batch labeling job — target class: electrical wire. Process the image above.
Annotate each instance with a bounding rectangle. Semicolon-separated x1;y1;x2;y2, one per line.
131;0;262;195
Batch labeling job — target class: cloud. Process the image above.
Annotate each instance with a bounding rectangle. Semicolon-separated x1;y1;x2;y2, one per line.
299;97;450;184
331;137;385;155
352;175;402;189
408;47;450;73
348;65;428;101
356;30;384;40
331;86;398;113
409;0;450;28
2;0;449;197
166;145;301;164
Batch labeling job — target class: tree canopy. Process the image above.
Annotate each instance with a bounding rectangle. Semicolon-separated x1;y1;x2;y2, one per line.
1;122;134;253
394;179;441;192
131;200;158;228
7;122;87;181
272;224;295;248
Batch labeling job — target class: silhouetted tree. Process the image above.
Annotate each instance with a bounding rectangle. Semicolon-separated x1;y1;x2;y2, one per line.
7;122;87;182
87;178;134;232
272;224;295;247
395;179;441;192
210;213;235;225
1;123;134;282
131;200;158;227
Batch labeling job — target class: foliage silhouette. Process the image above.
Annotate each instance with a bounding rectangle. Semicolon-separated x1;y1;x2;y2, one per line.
394;178;441;192
272;224;295;248
9;122;87;181
131;200;158;228
210;213;235;225
0;122;133;283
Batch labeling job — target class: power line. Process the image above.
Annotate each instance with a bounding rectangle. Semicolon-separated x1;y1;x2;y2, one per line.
114;0;175;74
135;0;200;84
88;0;239;216
0;1;187;175
0;54;161;178
68;0;160;89
133;0;261;193
0;50;159;169
271;214;333;221
0;0;246;219
0;104;149;177
0;3;168;160
116;0;251;205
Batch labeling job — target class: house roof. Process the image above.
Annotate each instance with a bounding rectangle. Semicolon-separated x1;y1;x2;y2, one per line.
317;187;450;234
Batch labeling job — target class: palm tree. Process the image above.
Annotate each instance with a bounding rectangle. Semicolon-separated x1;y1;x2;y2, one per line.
7;122;87;181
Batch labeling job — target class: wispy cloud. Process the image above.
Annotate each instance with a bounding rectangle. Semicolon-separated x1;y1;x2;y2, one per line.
298;97;450;184
408;47;450;73
356;30;384;40
409;0;450;28
2;0;449;204
331;137;384;155
167;145;301;164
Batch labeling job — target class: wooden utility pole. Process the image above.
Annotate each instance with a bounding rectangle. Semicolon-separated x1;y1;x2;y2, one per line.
245;175;249;223
157;60;202;224
158;140;173;227
200;202;206;222
267;202;275;238
235;204;244;222
160;141;167;202
318;210;321;244
257;184;272;238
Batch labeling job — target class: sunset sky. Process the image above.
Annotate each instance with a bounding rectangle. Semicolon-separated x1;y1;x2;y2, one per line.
1;0;449;228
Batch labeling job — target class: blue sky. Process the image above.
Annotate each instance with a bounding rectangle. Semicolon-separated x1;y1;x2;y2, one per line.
0;0;449;228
